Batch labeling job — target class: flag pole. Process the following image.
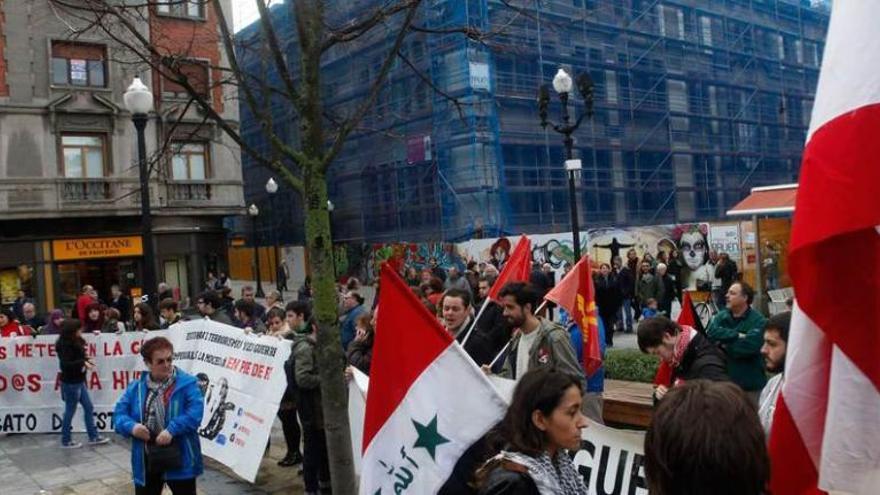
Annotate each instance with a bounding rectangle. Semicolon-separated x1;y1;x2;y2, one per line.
460;298;490;347
487;300;547;369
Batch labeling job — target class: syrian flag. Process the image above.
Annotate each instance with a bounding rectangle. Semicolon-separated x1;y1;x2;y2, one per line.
360;264;508;494
768;2;880;493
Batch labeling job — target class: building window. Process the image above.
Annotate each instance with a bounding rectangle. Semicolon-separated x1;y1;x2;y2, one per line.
156;0;205;19
700;17;713;46
162;61;210;99
51;42;106;87
171;142;207;180
61;134;106;178
667;79;689;113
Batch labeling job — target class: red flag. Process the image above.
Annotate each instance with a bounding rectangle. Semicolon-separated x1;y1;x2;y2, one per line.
768;3;880;493
653;291;703;386
487;234;531;301
544;255;602;377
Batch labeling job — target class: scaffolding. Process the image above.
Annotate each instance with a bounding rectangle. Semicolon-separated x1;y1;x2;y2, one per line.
236;0;830;244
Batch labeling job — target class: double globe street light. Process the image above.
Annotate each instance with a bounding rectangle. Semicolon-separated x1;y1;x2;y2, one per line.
538;68;594;262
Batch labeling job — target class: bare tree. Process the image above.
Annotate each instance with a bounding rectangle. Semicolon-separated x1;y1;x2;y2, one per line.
47;0;531;490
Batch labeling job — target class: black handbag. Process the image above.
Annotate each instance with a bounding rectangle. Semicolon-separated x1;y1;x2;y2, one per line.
146;440;182;473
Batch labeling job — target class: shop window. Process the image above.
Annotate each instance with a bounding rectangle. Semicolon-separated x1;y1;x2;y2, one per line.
61;134;106;178
162;61;210;100
0;265;34;305
51;41;107;87
156;0;205;19
171;142;208;180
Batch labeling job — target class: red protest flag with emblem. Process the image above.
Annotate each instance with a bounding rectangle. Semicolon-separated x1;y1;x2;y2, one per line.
767;3;880;493
544;255;602;377
487;234;532;301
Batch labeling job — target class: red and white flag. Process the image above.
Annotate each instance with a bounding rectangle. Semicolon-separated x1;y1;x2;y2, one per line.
769;2;880;493
360;264;507;494
487;234;531;301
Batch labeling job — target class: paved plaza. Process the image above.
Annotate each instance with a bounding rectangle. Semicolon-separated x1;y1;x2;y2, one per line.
0;422;304;495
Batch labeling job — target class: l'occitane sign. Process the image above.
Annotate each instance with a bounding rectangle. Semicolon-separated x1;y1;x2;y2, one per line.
53;236;143;261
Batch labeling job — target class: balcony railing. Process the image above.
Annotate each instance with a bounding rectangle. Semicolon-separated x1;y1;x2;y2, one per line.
60;179;111;201
167;181;212;201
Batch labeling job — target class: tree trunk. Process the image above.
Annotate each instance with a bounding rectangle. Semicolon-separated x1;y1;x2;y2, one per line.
297;1;357;492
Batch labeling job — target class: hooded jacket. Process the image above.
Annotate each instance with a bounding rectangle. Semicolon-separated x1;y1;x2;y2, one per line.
113;367;204;486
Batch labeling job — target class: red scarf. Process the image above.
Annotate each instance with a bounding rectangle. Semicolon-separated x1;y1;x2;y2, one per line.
671;325;697;369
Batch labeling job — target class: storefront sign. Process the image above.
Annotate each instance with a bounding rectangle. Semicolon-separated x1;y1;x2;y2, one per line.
52;236;143;261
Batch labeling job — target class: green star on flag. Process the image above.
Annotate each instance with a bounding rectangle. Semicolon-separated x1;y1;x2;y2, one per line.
412;414;450;461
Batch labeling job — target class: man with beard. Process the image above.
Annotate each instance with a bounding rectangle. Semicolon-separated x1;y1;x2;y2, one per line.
474;276;511;361
758;312;790;434
487;282;583;390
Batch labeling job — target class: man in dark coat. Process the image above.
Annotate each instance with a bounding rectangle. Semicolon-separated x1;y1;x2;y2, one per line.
474;276;511;361
655;263;677;317
638;316;728;403
594;263;622;346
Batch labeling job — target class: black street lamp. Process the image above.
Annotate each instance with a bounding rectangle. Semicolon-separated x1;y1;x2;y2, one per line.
538;68;594;262
265;178;280;288
248;203;265;298
123;77;157;306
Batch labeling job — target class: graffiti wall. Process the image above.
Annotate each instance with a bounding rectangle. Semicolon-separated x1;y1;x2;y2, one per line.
586;224;712;289
342;222;754;289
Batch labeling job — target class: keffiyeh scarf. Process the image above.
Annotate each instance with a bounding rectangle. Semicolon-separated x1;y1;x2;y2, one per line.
498;450;587;495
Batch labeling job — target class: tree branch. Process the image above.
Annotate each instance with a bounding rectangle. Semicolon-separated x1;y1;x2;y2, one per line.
321;0;422;170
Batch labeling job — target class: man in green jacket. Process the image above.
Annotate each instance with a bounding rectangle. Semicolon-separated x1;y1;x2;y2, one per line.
491;282;585;392
707;282;767;398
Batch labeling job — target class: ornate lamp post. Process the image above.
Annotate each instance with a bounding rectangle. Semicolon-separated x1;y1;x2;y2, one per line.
248;203;265;298
538;68;594;262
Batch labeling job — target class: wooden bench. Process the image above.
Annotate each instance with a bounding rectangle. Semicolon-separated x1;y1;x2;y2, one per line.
602;379;654;428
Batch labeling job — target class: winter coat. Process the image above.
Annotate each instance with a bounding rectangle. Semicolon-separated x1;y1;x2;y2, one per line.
56;337;88;384
346;335;373;375
616;267;635;299
110;295;132;324
292;331;324;429
706;308;768;391
476;301;512;359
454;320;495;367
636;273;662;305
594;274;622;319
205;310;234;327
340;304;367;351
480;466;540;495
670;332;729;384
657;274;676;313
500;318;585;392
714;261;738;290
113;367;204;487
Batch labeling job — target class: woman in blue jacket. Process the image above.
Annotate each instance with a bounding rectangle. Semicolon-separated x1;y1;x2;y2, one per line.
114;336;204;495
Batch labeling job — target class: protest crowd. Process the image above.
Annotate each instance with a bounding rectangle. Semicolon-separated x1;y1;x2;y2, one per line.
0;233;797;495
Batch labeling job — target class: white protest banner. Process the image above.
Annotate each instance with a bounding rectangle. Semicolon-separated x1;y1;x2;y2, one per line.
169;319;291;482
0;331;150;433
575;419;647;495
348;366;369;475
0;321;291;483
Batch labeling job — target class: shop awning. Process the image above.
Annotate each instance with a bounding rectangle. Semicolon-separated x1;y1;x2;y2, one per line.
726;184;798;217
